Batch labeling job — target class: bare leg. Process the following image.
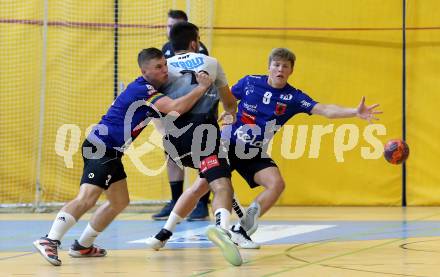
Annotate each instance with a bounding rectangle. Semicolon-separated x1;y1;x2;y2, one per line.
167;156;184;181
253;167;285;216
146;177;210;249
62;183;103;220
209;177;234;213
47;183;103;241
173;177;210;218
89;179;130;231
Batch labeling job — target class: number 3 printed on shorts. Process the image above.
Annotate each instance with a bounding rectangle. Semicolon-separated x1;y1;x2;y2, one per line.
263;91;272;104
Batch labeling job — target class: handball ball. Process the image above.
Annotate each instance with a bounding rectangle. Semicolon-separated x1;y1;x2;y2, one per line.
384;139;409;164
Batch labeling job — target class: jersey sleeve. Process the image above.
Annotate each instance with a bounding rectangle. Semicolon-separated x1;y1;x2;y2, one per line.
295;89;318;115
214;62;228;88
231;76;248;100
145;85;166;106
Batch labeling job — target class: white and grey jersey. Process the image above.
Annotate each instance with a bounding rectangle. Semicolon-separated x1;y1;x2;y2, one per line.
161;72;219;115
163;53;227;115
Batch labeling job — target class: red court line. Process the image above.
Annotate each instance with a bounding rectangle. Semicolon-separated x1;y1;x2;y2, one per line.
1;18;440;31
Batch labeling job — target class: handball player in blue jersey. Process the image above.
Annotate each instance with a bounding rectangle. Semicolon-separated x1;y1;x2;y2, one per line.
148;47;382;249
33;47;213;266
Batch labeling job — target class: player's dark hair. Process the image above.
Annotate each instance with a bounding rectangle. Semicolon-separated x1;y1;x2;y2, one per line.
170;22;199;51
168;10;188;21
269;48;296;68
137;48;163;67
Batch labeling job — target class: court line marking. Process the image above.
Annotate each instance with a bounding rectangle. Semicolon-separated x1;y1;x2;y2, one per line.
0;252;35;261
190;211;440;276
128;224;335;245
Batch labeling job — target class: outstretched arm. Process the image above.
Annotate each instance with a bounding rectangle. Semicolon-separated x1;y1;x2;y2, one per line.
311;96;382;123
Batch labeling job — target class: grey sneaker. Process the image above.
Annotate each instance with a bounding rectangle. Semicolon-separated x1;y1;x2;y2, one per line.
206;226;242;266
68;240;107;257
240;201;261;235
230;225;260;249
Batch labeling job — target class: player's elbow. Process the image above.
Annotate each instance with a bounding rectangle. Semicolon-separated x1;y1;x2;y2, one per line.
159;102;185;115
324;111;337;118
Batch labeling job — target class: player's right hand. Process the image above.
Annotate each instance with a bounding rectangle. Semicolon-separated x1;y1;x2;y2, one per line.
196;72;213;89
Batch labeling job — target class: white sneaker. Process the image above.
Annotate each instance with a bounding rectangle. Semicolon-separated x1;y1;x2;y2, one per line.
145;237;167;250
240;201;261;235
145;228;172;250
230;225;260;249
206;226;242;266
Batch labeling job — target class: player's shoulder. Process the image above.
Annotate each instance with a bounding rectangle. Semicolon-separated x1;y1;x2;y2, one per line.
196;52;218;64
129;76;157;95
162;42;173;58
241;74;266;85
247;74;265;79
288;85;314;102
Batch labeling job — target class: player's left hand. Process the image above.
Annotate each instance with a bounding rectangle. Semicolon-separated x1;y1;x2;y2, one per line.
218;111;236;126
356;96;382;123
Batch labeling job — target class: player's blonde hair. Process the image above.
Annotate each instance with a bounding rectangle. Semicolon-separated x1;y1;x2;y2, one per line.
269;48;296;68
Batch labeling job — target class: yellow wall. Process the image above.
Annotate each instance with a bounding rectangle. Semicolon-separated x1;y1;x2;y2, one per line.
406;1;440;205
0;0;42;203
1;0;439;205
212;0;404;205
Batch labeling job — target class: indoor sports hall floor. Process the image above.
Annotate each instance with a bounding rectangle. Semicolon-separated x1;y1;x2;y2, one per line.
2;207;440;276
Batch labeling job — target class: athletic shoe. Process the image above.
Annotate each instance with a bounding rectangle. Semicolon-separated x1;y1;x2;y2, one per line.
33;236;62;266
152;201;175;220
187;201;209;221
145;228;172;250
240;201;261;235
206;226;242;266
230;225;260;249
68;240;107;257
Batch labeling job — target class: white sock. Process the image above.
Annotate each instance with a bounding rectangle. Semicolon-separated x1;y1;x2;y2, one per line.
214;208;231;230
78;223;101;248
163;212;183;233
47;211;77;241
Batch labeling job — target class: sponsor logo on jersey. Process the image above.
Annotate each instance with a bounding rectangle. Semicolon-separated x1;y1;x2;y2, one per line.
300;100;312;108
275;102;287;116
88;173;95;179
234;125;269;147
280;94;293;100
243;102;258;113
245;86;254;95
200;155;220;173
241;111;256;125
169;57;204;70
146;84;157;95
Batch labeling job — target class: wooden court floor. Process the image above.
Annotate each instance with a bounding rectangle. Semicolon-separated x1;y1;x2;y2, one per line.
2;207;440;276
